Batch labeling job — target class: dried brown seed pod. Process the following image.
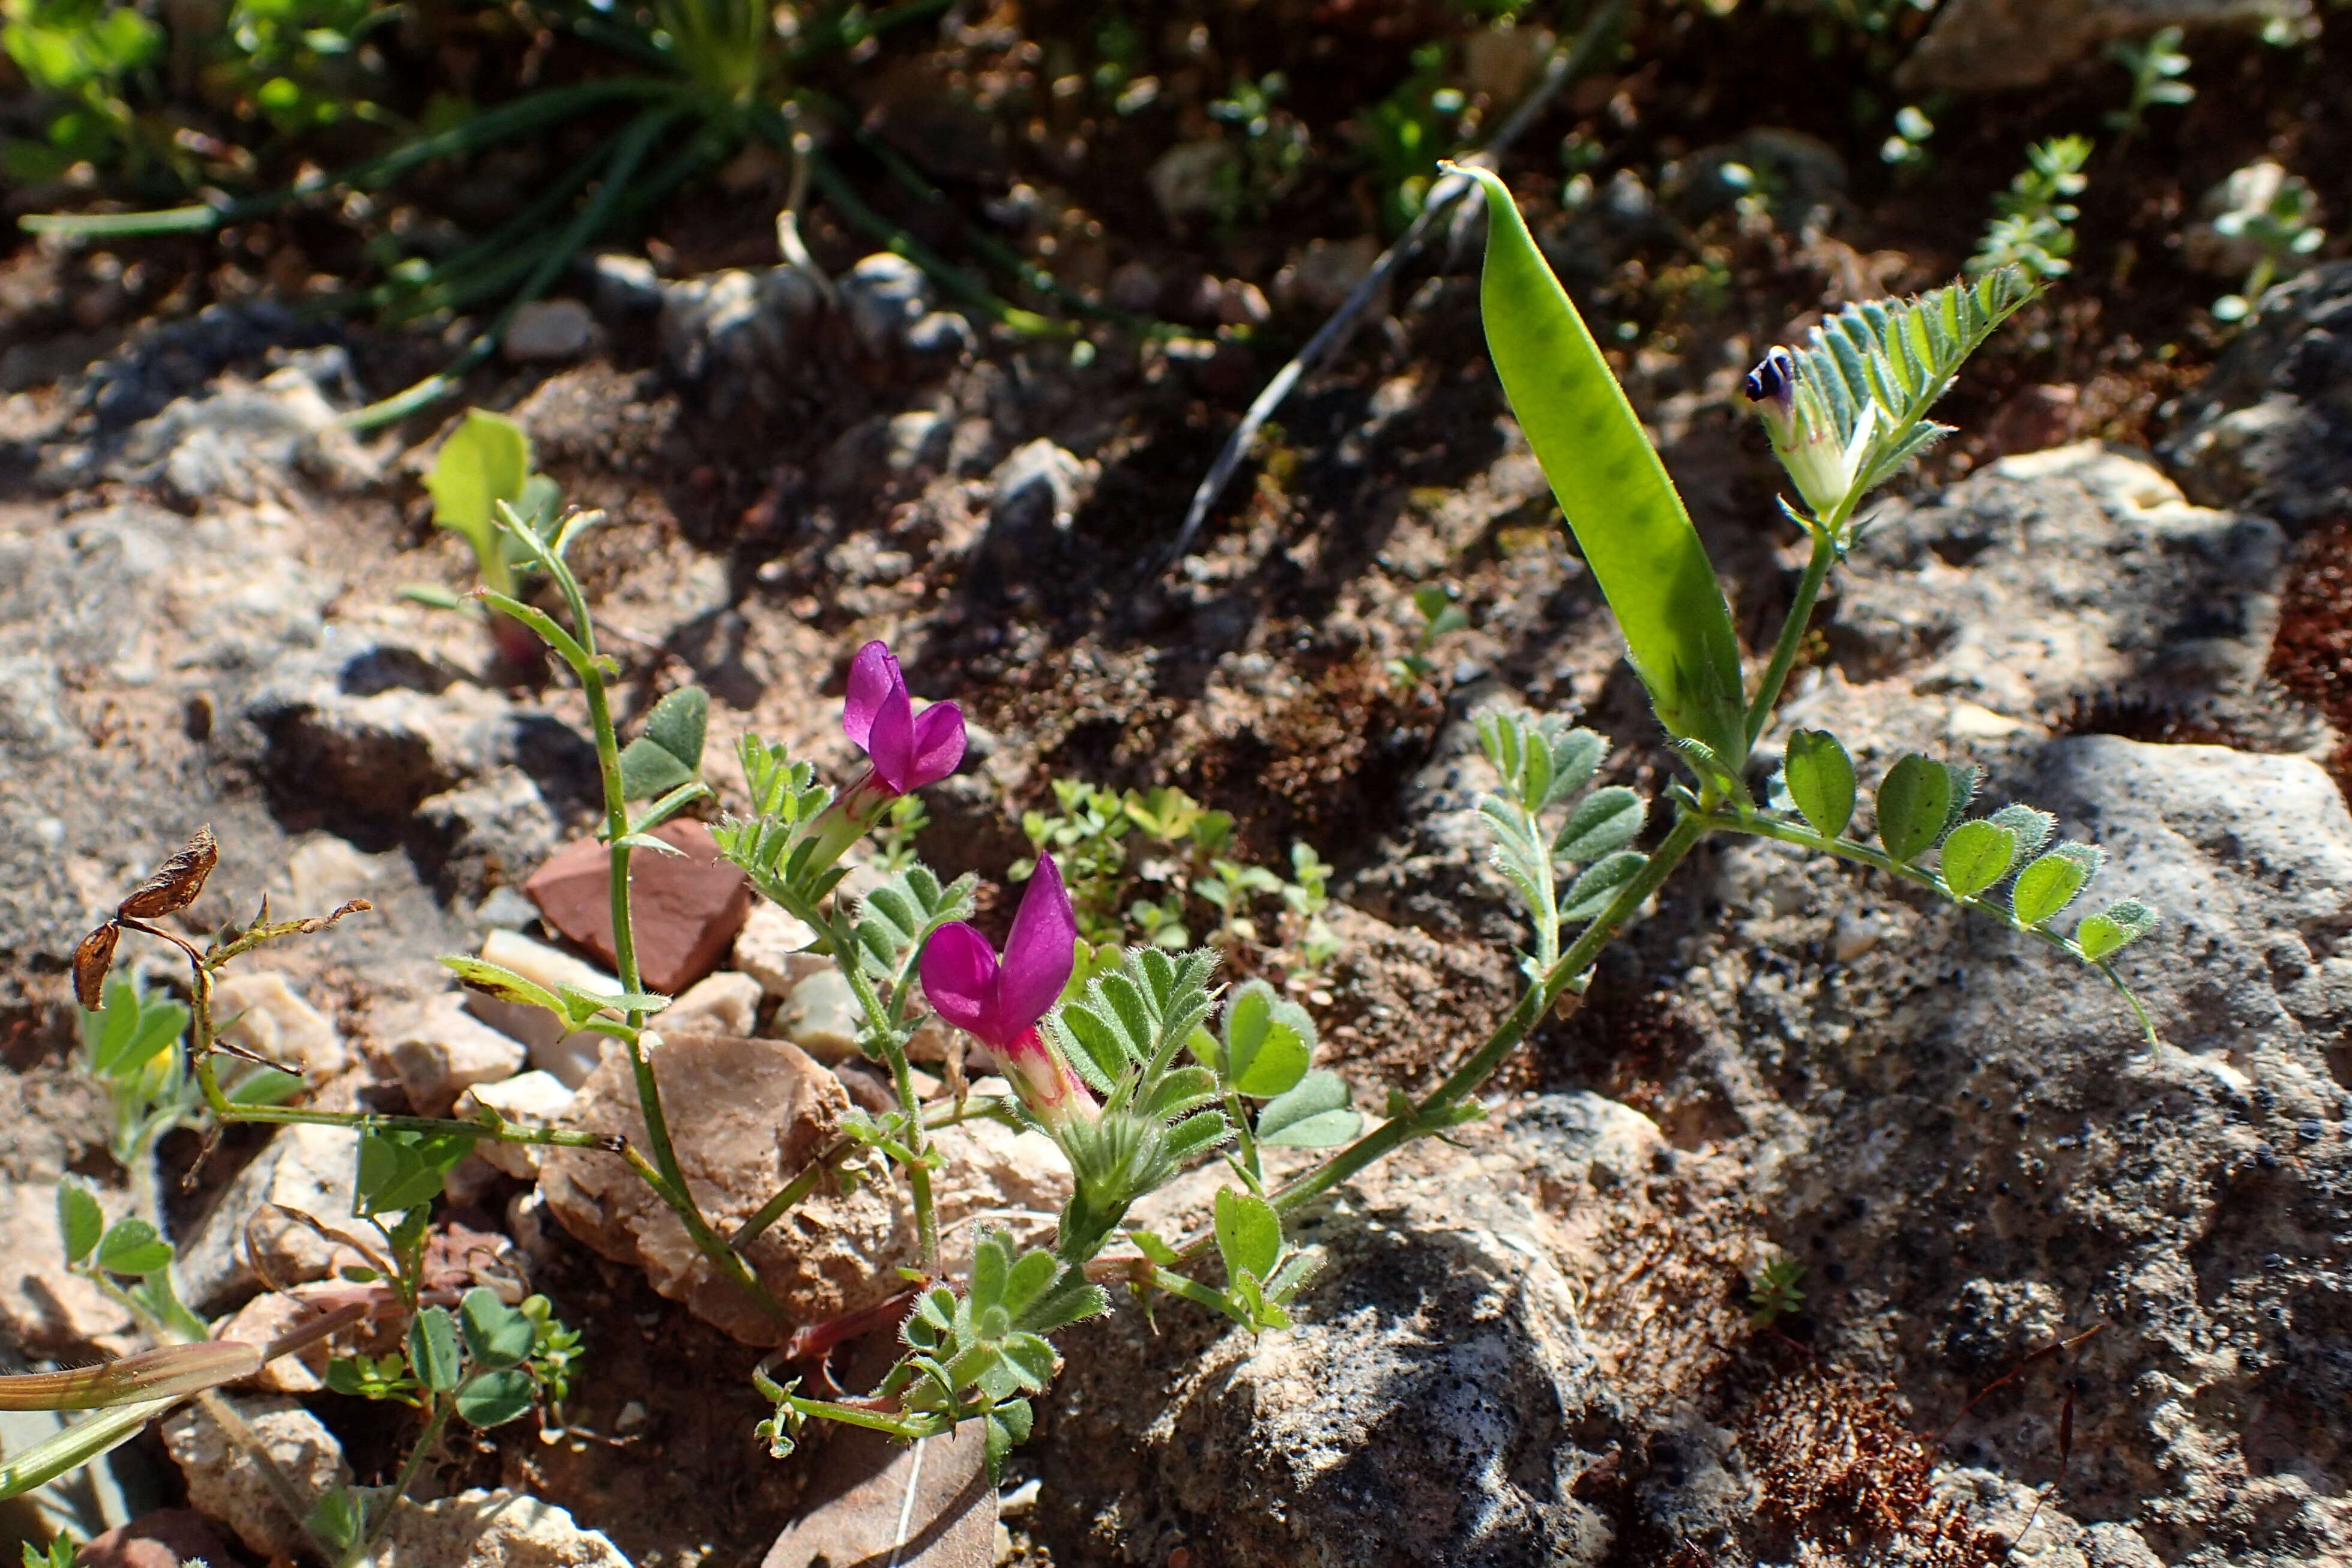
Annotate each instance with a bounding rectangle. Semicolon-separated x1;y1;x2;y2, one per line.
72;921;121;1010
116;825;218;920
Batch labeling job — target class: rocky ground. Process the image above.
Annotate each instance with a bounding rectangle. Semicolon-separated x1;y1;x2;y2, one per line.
5;3;2352;1564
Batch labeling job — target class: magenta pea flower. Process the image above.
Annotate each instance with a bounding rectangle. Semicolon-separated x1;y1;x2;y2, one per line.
801;640;967;869
920;852;1098;1132
843;641;966;796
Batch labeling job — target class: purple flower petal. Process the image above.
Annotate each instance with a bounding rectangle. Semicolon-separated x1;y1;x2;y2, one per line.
920;923;1000;1038
907;701;966;789
865;680;916;794
843;641;902;751
991;852;1076;1043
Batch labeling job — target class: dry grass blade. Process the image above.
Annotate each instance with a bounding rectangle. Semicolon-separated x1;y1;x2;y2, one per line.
0;1342;262;1411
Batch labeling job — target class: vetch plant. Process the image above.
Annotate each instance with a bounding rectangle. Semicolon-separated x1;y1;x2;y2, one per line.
408;407;563;666
23;217;2177;1523
2203;160;2326;322
1970;135;2090;283
2105;26;2194;142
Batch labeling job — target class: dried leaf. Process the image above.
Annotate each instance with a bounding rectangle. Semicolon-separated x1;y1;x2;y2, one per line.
73;921;120;1010
117;825;218;919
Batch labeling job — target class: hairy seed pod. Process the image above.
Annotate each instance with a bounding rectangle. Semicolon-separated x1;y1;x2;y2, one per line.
72;921;120;1011
117;825;218;920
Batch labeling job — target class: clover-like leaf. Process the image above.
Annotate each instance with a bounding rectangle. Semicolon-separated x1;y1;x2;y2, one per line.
355;1128;474;1217
454;1367;536;1428
409;1307;462;1395
459;1288;535;1370
58;1183;104;1267
1213;1187;1282;1284
1938;819;2018;899
1257;1071;1361;1148
1222;981;1313;1098
95;1219;173;1277
1875;755;1952;864
1784;730;1856;840
2075;899;2159;961
1552;787;1645;863
618;686;710;800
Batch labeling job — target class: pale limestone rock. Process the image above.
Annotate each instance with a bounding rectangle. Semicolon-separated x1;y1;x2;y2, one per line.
0;1181;136;1357
214;1291;328;1394
537;1039;1070;1345
463;930;620;1088
783;968;861;1060
175;1121;359;1310
389;991;528;1115
666;969;762;1037
212;970;346;1077
161;1394;352;1560
457;1070;579;1179
734;899;823;1000
375;1488;627;1567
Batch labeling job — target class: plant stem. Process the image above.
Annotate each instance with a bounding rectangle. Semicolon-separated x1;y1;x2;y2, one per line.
1696;810;2159;1044
834;917;941;1273
561;596;792;1327
1744;524;1841;749
346;1396;453;1567
732;1097;1009;1253
1244;809;1710;1232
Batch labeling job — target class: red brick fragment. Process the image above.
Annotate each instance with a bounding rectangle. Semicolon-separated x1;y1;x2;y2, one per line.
523;820;751;997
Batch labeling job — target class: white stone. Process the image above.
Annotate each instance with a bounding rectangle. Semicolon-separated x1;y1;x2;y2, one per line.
175;1120;360;1310
161;1394;354;1560
390;992;529;1115
212;970;347;1077
457;1070;579;1179
214;1290;328;1393
464;930;620;1088
281;833;387;912
502;298;599;363
783;968;861;1061
666;969;762;1037
734;900;822;999
0;1181;137;1357
374;1487;628;1567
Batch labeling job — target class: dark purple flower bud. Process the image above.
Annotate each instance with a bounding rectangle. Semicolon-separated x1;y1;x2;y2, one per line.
1743;347;1798;410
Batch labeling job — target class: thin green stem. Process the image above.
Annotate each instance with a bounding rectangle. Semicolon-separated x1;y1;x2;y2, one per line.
1223;1087;1264;1192
833;914;941;1273
1211;809;1711;1245
1142;1266;1232;1316
732;1097;1009;1254
1744;525;1841;749
1696;809;2160;1045
345;106;686;430
346;1397;453;1567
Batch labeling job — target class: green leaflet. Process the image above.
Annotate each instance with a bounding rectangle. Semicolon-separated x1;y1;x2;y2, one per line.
1460;164;1750;777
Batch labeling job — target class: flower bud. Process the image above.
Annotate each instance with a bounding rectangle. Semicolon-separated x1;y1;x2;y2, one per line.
1744;348;1873;521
